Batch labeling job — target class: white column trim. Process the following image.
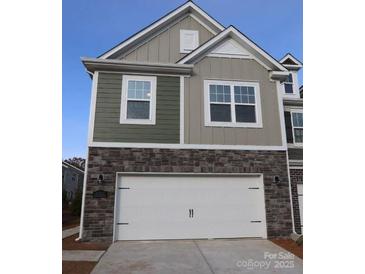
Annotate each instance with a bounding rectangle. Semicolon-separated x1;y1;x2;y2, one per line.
87;71;99;145
276;80;288;148
180;76;185;144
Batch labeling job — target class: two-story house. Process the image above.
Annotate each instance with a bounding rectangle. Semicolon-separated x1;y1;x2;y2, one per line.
79;1;303;242
62;160;84;202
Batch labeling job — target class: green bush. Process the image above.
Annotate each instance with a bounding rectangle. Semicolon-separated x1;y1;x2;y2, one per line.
71;190;82;216
62;189;68;208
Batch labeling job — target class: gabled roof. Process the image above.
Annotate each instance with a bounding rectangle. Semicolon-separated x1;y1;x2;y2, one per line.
177;26;287;71
62;161;84;173
280;53;303;70
98;1;225;59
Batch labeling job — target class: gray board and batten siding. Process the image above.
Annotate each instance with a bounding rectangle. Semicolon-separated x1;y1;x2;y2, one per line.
184;57;283;146
93;73;180;143
118;16;215;63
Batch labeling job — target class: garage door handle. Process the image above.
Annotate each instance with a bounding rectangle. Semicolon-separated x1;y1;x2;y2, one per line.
189;209;194;218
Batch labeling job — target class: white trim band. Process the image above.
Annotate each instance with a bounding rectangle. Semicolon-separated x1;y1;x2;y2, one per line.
90;142;287;151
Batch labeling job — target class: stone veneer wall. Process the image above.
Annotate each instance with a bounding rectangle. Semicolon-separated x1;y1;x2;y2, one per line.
82;147;293;242
290;168;303;234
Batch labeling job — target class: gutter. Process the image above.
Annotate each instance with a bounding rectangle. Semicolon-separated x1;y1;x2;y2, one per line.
77;153;88;242
81;57;194;76
270;71;290;81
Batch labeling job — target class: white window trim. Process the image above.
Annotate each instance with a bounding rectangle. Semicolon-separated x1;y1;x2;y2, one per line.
291;109;303;146
282;71;300;99
180;29;199;53
120;75;157;125
204;80;263;128
283;73;294;94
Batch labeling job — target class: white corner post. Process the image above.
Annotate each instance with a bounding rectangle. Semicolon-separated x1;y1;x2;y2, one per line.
180;76;185;144
78;71;99;240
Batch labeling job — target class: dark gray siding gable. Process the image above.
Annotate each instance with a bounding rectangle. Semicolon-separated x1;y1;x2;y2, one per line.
288;148;303;160
284;111;293;143
93;73;180;143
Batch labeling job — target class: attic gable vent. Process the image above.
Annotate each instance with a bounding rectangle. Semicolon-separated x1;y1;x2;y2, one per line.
180;30;199;53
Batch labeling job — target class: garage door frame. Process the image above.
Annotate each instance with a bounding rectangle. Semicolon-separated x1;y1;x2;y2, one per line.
112;172;267;242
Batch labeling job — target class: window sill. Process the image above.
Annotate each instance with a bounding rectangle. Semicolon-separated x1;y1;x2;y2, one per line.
204;121;263;128
119;119;156;125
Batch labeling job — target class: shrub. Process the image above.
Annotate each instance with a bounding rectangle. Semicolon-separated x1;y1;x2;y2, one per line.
71;190;82;216
62;189;69;209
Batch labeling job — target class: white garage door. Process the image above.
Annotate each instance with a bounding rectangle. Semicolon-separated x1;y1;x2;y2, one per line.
115;175;267;240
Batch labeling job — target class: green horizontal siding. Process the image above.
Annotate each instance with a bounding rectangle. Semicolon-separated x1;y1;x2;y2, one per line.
93;73;180;143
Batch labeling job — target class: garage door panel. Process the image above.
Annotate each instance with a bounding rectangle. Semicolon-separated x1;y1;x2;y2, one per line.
116;175;267;240
119;206;190;223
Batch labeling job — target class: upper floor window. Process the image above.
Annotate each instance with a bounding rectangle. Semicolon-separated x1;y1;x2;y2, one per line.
204;80;262;128
180;30;199;53
120;75;157;125
284;73;293;94
291;111;303;144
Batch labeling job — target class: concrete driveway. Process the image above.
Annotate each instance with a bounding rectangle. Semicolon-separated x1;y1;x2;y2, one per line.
91;239;302;274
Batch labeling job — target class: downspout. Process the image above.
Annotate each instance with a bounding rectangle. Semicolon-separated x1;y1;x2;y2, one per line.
76;69;94;241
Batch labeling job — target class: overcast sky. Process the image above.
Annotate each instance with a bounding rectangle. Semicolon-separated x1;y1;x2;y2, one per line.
62;0;303;159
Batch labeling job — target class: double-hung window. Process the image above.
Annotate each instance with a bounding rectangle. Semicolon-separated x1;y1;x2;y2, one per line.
204;80;262;128
120;75;157;125
284;73;294;94
291;111;303;145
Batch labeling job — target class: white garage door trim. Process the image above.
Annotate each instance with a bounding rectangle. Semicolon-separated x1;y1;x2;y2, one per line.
113;172;267;242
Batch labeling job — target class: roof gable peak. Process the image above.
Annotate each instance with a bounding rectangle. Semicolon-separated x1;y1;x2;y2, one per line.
98;1;225;59
178;26;287;71
279;53;303;69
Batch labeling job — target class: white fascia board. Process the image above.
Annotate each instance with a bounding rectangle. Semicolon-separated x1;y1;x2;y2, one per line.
188;2;225;31
99;2;224;59
82;58;194;69
178;26;287;71
282;64;302;71
62;161;85;173
90;142;287;151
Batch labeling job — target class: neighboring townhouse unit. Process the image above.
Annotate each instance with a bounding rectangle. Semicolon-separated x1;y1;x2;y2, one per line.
80;1;303;242
62;161;84;201
280;53;303;234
